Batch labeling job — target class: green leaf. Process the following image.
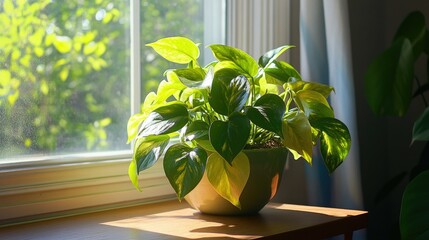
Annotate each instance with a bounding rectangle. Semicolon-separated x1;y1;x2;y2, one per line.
128;160;140;191
295;90;334;118
138;104;189;137
156;79;186;102
146;37;199;64
311;117;351;173
174;67;210;88
209;44;259;77
400;170;429;240
134;135;170;171
286;79;334;98
127;113;146;143
264;60;302;85
185;120;209;141
246;94;285;136
206;151;250;208
364;38;414;116
209;74;250;116
282;111;313;163
393;11;427;60
259;45;295;68
209;113;250;164
164;143;207;200
258;76;279;95
412;107;429;142
185;121;214;152
129;135;170;190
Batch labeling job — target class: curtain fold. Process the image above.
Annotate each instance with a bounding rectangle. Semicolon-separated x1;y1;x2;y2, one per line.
300;0;363;210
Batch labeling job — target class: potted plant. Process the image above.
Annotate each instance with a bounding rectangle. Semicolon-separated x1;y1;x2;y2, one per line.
127;36;351;215
364;11;429;239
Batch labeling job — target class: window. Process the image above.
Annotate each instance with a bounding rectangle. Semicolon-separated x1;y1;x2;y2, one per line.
0;0;290;224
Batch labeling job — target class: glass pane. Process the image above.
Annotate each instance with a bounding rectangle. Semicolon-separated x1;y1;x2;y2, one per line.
140;0;217;97
0;0;130;159
0;0;225;162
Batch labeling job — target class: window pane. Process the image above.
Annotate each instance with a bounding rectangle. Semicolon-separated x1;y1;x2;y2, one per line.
141;0;215;97
0;0;224;162
0;0;130;159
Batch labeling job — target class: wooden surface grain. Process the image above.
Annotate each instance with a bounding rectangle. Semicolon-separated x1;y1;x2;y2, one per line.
0;200;367;239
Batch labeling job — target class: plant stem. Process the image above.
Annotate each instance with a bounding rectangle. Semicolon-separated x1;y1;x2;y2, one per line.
415;75;428;107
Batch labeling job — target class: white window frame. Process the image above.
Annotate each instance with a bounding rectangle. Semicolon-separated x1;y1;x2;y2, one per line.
0;0;290;226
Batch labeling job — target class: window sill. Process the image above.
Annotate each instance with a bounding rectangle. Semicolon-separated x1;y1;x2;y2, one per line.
0;152;175;226
0;199;368;239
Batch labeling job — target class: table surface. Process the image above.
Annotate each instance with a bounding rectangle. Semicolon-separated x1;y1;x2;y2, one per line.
0;200;367;240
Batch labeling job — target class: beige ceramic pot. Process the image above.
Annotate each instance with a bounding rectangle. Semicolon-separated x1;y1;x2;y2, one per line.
185;147;288;215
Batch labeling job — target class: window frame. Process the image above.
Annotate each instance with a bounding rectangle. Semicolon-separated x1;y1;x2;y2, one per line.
0;0;291;226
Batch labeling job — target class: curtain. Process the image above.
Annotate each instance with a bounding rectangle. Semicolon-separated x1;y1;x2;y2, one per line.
299;0;363;210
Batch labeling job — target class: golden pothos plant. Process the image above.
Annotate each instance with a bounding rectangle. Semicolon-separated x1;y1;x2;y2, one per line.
127;36;351;207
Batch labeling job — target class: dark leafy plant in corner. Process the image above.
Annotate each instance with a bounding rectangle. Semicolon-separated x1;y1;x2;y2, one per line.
127;36;351;208
364;11;429;240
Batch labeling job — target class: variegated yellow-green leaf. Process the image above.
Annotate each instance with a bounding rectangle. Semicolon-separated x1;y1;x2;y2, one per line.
264;60;301;85
129;135;170;190
286;79;334;98
295;90;334;118
258;76;279;95
209;44;259;78
128;160;140;191
138;103;189;137
206;152;250;208
127;113;146;143
310;117;351;173
282;111;312;163
259;45;295;68
164;143;207;200
146;37;199;64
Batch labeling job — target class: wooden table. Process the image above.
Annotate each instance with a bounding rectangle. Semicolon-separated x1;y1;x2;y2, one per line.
0;200;367;239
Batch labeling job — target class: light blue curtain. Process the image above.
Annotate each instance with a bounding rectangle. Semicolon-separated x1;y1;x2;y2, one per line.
300;0;363;210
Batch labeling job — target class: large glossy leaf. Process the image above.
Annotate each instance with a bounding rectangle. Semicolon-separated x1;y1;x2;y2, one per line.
311;117;351;173
258;76;279;95
400;170;429;240
412;107;429;142
259;45;295;68
282;111;313;163
209;74;250;116
264;60;301;85
146;37;199;64
174;67;208;88
295;90;334;118
164;143;207;200
209;44;259;78
246;94;285;136
206;152;250;208
185;120;209;141
185;121;214;152
138;103;189;137
393;11;427;60
286;79;334;98
209;114;250;164
127;113;146;143
128;135;170;190
364;38;414;116
156;79;186;103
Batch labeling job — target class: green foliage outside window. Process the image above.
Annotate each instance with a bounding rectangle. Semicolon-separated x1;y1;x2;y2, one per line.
0;0;204;158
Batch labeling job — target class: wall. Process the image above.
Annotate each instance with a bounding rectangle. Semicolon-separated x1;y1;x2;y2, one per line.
349;0;429;239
